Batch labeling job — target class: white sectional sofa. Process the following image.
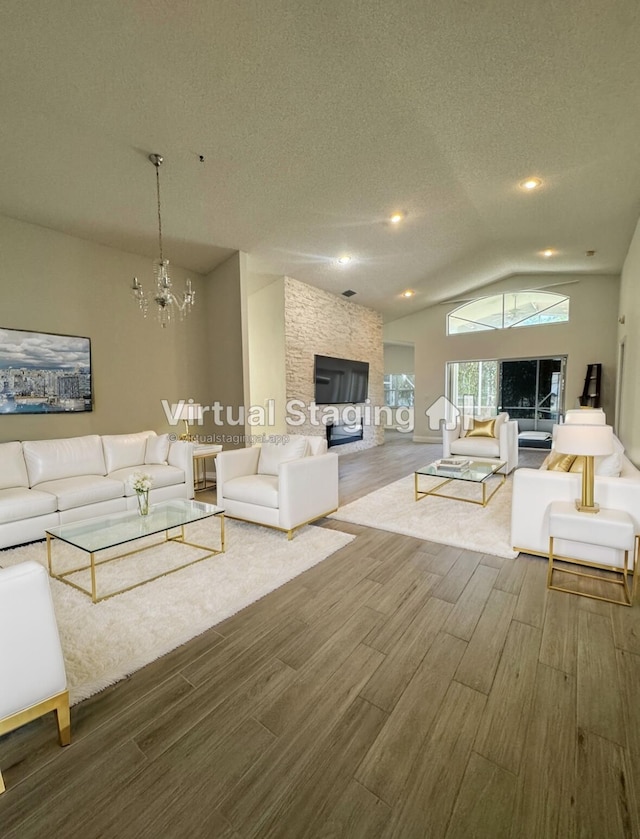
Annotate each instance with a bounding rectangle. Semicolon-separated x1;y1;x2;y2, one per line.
0;431;193;549
511;451;640;567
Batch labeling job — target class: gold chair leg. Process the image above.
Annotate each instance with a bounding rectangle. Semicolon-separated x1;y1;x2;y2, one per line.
55;691;71;746
287;530;293;540
0;768;5;794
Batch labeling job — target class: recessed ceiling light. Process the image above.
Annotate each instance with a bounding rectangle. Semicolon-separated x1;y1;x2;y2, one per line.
542;248;555;258
337;255;352;265
390;212;405;224
402;289;415;298
520;177;542;191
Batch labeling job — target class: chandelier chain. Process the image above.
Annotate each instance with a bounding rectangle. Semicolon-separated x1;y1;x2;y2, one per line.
155;162;164;266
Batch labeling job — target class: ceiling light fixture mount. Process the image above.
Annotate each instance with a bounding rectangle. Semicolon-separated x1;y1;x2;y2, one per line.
337;255;352;265
402;290;415;298
130;153;195;328
542;248;555;258
390;212;405;224
520;176;542;191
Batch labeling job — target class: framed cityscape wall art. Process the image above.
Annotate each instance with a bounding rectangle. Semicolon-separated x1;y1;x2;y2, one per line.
0;327;93;414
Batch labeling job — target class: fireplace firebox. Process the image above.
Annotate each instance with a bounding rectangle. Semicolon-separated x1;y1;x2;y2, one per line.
326;422;364;447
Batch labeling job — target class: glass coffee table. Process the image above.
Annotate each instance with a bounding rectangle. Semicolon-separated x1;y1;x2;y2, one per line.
414;459;506;507
46;499;225;603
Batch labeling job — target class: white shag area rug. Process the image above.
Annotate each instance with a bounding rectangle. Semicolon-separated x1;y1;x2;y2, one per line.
331;473;517;560
0;519;353;705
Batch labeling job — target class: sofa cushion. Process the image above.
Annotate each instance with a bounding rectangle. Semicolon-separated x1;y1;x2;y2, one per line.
542;451;576;472
223;474;279;508
23;436;106;486
0;441;29;490
109;464;186;495
34;476;124;511
102;431;152;473
258;437;309;476
450;436;501;458
144;433;170;465
0;487;58;524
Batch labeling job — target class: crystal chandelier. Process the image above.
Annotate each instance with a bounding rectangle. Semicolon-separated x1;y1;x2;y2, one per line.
130;153;195;328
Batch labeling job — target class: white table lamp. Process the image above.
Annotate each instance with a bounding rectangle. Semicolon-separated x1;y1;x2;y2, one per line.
554;423;613;513
175;402;203;440
563;408;606;425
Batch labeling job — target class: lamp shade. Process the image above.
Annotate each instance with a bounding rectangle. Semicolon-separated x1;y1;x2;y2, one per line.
563;408;606;425
174;402;203;423
554;423;613;456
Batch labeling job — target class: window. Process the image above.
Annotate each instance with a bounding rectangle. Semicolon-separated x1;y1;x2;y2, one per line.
447;360;498;417
447;291;569;335
384;373;415;407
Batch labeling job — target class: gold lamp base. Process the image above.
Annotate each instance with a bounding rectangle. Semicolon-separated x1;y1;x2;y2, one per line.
575;455;600;514
179;420;197;442
575;500;600;514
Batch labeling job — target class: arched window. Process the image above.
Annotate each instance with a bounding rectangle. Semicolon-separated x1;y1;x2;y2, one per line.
447;291;569;335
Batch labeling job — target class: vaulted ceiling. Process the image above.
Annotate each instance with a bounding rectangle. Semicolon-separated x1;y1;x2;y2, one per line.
2;0;640;320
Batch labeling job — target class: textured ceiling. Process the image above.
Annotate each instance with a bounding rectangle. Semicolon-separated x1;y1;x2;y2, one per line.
1;0;640;320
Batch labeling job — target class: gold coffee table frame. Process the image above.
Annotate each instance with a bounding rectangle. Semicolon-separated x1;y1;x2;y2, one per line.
46;499;225;604
414;460;506;507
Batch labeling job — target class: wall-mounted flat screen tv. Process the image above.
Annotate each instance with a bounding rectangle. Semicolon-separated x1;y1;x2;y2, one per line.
314;354;369;404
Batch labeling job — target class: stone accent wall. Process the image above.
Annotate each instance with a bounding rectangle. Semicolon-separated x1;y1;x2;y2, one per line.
283;277;384;452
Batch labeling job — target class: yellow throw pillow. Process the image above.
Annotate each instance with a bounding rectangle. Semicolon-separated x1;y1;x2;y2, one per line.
543;451;577;472
466;418;497;438
569;456;585;473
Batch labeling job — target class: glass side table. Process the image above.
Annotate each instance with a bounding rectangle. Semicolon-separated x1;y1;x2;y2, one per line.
193;444;223;492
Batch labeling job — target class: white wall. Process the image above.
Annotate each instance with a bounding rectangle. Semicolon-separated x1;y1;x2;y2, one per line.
246;278;287;435
384;273;620;441
384;343;415;375
618;218;640;464
202;252;246;449
0;214;211;443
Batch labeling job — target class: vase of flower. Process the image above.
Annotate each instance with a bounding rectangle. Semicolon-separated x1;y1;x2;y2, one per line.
128;472;153;516
136;489;150;516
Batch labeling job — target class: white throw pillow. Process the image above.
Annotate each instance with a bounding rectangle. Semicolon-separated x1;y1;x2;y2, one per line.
306;436;328;456
258;437;309;476
569;452;622;478
145;433;171;465
596;453;622;477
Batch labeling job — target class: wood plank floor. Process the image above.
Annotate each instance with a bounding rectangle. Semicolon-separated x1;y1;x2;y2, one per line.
2;434;639;838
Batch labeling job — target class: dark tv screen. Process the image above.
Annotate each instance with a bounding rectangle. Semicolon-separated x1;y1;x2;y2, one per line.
314;355;369;404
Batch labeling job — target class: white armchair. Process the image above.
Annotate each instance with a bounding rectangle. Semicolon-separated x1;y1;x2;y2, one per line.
216;435;339;539
442;412;519;474
0;561;70;794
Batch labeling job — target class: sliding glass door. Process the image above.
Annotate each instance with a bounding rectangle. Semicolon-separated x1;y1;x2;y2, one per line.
446;356;566;429
499;357;565;431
